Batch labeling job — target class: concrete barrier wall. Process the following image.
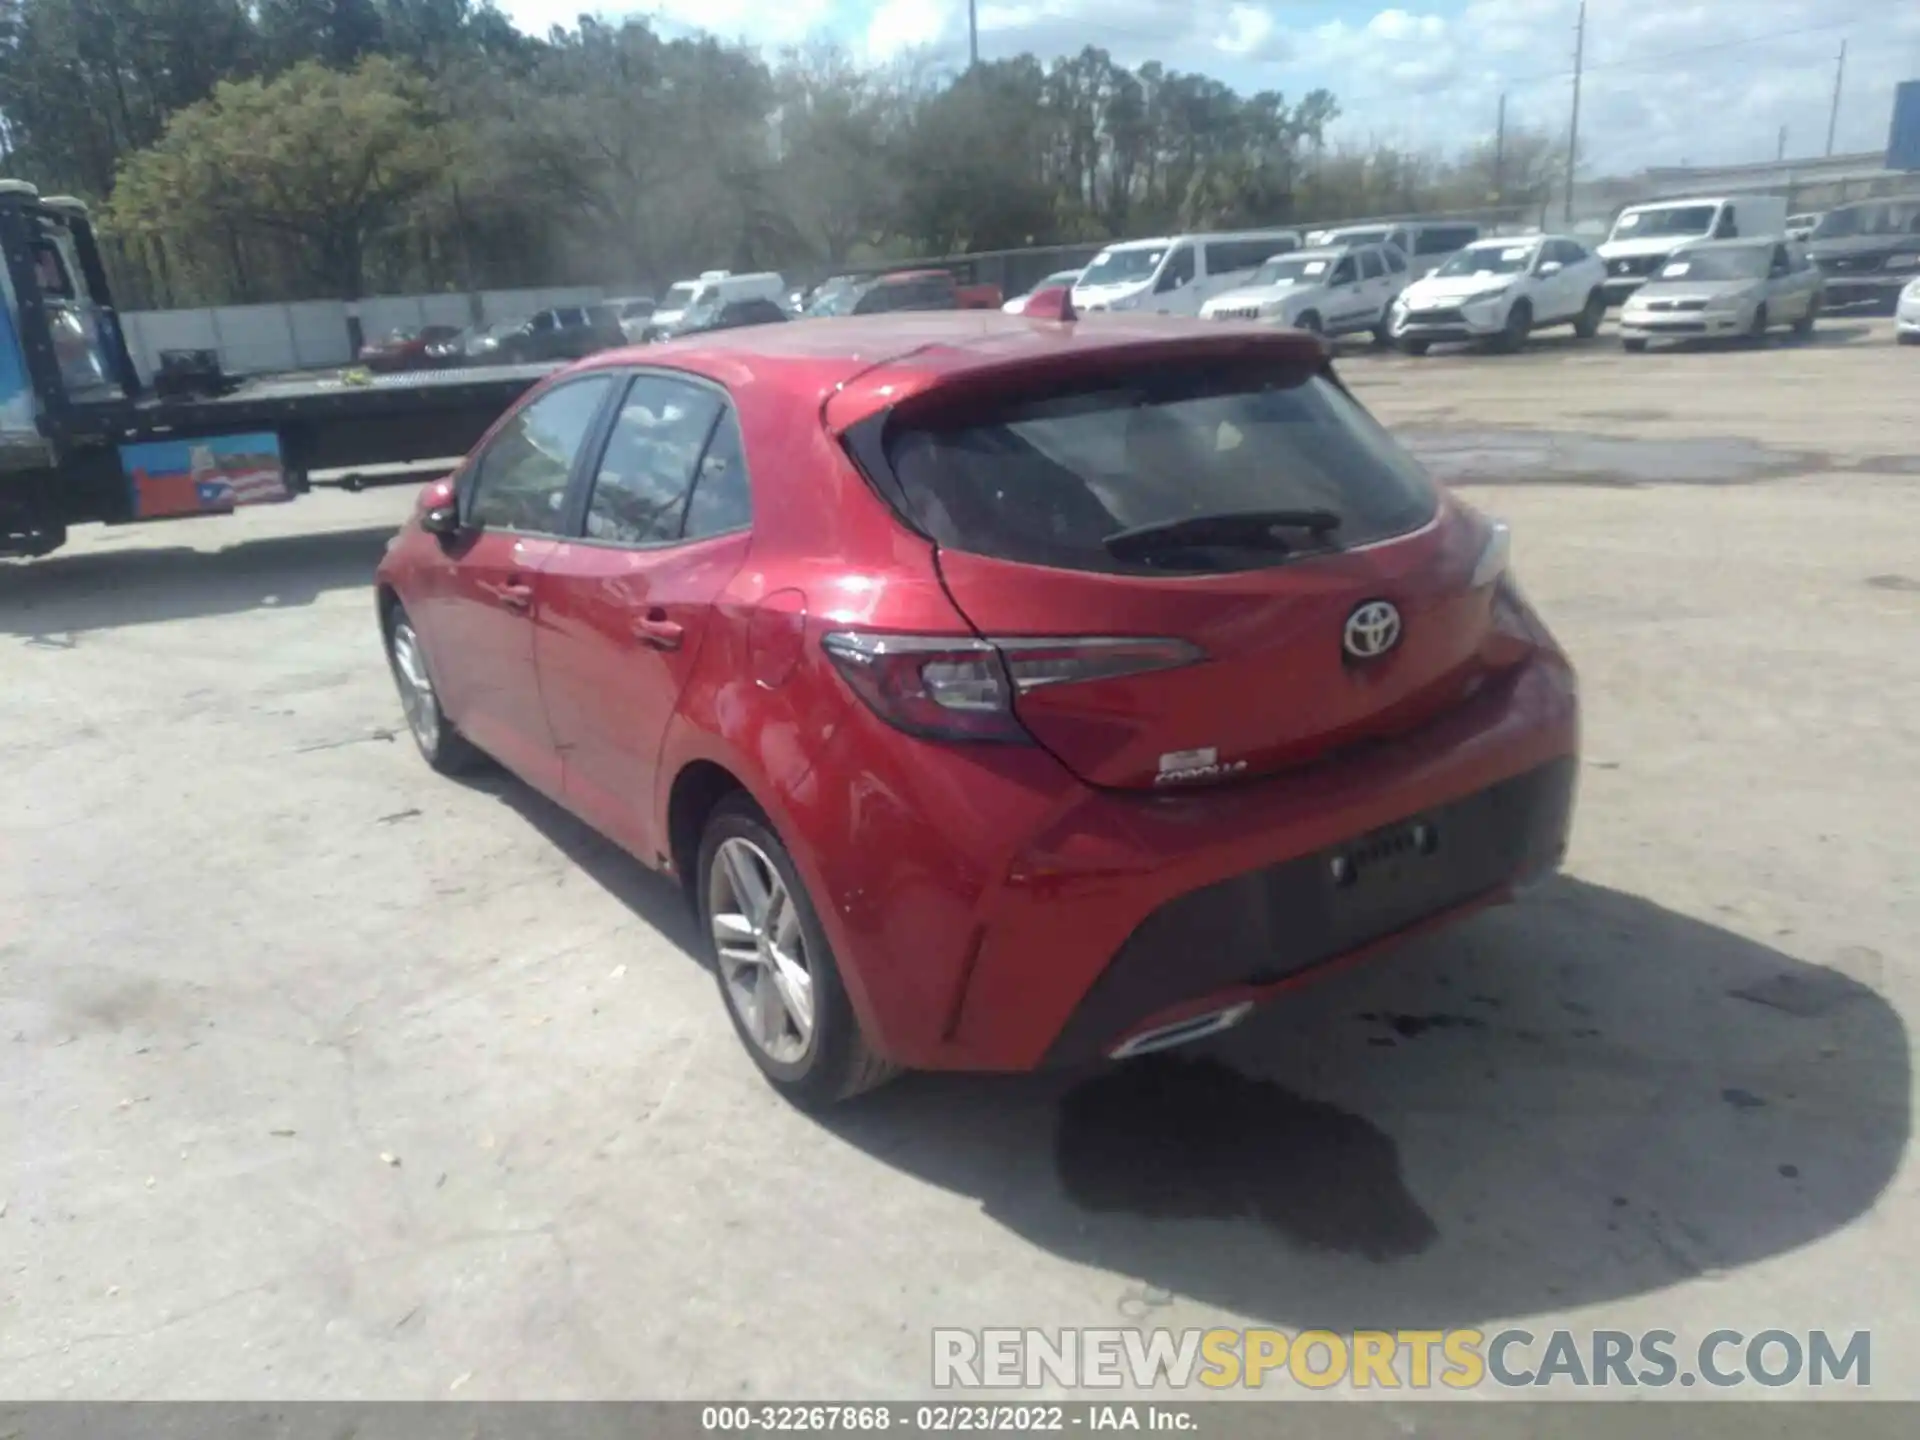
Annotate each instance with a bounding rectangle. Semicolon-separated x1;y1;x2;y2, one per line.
118;286;611;379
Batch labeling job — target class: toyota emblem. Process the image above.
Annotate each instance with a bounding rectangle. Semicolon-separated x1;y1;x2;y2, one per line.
1343;600;1402;660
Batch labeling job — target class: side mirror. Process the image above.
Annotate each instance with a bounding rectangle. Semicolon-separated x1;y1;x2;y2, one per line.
415;477;462;538
1538;261;1563;277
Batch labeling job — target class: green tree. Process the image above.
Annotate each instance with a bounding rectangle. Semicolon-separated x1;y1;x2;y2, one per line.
0;0;258;196
110;56;445;297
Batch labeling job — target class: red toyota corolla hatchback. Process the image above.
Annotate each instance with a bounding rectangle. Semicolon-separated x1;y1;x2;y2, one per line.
376;311;1578;1106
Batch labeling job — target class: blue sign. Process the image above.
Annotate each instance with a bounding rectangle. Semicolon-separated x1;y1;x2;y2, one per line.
0;293;34;438
1891;80;1920;172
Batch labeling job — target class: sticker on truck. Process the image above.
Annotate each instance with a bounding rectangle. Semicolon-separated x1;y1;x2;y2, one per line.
120;432;290;519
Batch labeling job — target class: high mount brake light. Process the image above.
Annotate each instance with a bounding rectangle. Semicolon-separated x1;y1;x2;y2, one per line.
821;632;1203;743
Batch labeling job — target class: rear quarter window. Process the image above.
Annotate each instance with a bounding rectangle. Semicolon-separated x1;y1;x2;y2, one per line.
880;364;1437;575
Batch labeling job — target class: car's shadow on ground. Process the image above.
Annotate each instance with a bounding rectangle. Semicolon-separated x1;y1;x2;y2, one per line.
460;768;709;960
818;876;1909;1329
0;525;392;637
462;768;1909;1331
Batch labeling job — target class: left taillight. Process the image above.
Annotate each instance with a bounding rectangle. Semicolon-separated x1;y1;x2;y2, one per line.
821;631;1202;744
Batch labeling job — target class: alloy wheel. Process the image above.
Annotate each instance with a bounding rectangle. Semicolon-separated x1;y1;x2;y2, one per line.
389;621;440;756
709;837;815;1064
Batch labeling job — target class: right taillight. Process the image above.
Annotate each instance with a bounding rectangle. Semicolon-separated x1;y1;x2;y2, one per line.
821;631;1203;743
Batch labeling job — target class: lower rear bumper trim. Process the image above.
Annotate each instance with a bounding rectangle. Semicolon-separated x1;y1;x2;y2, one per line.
1042;754;1578;1068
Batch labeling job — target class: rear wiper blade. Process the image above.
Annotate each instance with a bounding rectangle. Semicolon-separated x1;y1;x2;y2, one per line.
1104;508;1343;560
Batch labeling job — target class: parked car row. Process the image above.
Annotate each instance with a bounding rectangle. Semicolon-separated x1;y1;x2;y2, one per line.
354;190;1914;381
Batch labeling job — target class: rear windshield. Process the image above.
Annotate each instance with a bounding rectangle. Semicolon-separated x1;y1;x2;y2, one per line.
883;364;1437;575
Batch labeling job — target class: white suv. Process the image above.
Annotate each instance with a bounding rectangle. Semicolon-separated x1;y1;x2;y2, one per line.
1198;243;1409;340
1389;235;1609;353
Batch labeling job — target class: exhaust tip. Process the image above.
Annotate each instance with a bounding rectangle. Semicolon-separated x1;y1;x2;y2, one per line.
1108;1001;1254;1060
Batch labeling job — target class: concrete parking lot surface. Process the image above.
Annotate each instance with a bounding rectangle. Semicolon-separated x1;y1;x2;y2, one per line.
2;320;1915;1400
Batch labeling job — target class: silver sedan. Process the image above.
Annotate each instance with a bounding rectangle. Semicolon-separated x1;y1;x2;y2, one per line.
1619;238;1823;350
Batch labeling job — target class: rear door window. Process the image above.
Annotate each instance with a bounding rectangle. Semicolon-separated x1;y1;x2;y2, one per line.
580;376;725;546
881;362;1436;575
1359;250;1384;280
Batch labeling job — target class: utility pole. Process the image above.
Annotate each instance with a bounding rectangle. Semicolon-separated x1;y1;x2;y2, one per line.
1777;125;1788;162
1565;2;1585;223
1494;92;1507;205
1825;40;1846;157
968;0;979;68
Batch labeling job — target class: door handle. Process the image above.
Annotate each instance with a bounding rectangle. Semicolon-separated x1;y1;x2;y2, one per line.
498;581;534;612
633;610;683;650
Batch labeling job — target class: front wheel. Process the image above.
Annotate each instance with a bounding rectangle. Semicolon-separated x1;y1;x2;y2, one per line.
385;607;484;774
1494;299;1532;353
699;795;897;1108
1294;311;1323;336
1792;298;1818;337
1622;337;1648;353
1747;303;1769;345
1573;290;1605;339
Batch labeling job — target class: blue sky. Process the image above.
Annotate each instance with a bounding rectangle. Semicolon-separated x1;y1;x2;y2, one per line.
493;1;1920;173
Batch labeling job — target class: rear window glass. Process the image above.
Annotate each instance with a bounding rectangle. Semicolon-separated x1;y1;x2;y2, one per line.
883;365;1436;575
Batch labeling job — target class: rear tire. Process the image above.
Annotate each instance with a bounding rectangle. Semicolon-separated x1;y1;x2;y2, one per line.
1747;303;1769;345
1399;338;1430;356
698;795;897;1108
1573;290;1605;339
1622;338;1648;353
384;606;484;775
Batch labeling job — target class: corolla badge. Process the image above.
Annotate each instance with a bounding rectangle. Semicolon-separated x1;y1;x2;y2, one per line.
1343;600;1402;660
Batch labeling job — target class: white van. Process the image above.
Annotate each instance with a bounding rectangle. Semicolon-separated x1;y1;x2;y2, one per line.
1597;195;1787;303
1320;220;1483;279
649;270;786;335
1071;231;1302;316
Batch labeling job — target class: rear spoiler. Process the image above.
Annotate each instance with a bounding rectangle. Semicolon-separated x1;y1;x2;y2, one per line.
820;327;1331;439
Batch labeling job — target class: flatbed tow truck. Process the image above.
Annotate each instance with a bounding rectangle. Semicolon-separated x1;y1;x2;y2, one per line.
0;181;556;560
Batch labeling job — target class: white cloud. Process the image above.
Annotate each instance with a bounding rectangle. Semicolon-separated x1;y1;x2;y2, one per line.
488;0;1920;171
495;0;831;46
865;0;954;61
1216;5;1274;58
1366;10;1444;44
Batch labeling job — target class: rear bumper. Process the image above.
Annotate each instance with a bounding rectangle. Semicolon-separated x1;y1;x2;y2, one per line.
1041;753;1576;1067
804;651;1579;1073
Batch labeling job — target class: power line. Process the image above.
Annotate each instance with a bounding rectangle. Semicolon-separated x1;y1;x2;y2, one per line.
1498;10;1900;93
